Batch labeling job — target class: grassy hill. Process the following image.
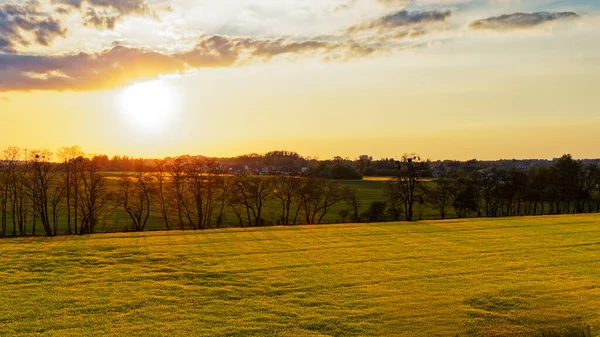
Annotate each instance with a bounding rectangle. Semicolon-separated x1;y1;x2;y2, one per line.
1;215;600;336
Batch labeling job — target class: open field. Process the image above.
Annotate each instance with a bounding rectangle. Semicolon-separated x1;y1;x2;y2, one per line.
91;178;395;233
2;215;600;336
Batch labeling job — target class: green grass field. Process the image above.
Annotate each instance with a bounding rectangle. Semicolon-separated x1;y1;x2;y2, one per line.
2;215;600;336
100;179;394;232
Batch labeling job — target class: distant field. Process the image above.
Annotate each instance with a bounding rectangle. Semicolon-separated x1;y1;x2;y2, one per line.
94;176;443;233
1;215;600;336
96;178;393;233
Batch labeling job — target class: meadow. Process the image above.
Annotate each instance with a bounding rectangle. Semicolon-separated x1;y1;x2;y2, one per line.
100;178;397;233
1;214;599;336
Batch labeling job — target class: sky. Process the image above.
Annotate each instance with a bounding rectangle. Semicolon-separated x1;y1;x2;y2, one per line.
0;0;599;160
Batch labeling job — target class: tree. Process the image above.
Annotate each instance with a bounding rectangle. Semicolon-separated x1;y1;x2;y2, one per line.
77;156;109;234
362;201;387;222
168;157;192;230
185;159;223;229
343;188;361;223
451;177;478;218
114;173;154;232
57;145;84;235
0;147;21;236
425;176;452;219
272;174;303;225
230;174;273;227
153;159;171;230
387;153;427;221
299;178;346;224
28;150;55;236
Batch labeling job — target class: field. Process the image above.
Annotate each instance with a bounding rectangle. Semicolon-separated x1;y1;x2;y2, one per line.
2;215;600;336
100;178;395;233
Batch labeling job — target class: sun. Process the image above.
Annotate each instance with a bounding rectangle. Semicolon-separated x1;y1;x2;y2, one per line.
118;80;179;133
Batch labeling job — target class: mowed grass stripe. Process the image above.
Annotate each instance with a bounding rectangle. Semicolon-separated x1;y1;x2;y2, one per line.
1;215;600;336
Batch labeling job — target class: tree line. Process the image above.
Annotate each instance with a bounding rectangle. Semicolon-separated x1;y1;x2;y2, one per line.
1;147;599;237
0;146;359;237
382;153;600;222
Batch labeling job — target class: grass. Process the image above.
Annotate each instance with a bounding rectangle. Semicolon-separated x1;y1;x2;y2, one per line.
96;179;394;233
2;214;600;336
16;177;442;234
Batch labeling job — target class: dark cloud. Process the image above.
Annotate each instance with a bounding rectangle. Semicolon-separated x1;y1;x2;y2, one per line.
54;0;149;15
348;9;451;33
0;3;67;53
469;12;579;31
55;7;71;15
346;9;451;43
0;35;374;92
53;0;151;29
84;8;118;29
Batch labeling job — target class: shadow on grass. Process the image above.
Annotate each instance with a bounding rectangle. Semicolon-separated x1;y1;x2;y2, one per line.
536;325;592;337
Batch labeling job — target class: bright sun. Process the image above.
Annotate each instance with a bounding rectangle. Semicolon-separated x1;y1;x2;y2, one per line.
118;80;179;133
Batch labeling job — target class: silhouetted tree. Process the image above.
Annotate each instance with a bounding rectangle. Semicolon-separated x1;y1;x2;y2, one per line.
153;159;171;230
425;176;452;219
451;177;479;218
28;150;55;236
387;153;427;221
114;172;154;232
77;156;109;234
299;178;346;224
57;145;84;235
272;174;303;225
230;174;273;227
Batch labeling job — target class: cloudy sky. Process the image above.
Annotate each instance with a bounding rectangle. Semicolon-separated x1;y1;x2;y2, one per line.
0;0;599;160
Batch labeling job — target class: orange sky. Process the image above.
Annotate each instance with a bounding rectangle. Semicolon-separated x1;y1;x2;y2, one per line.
0;0;599;160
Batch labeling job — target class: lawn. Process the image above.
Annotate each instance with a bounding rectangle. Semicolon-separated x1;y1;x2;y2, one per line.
1;214;600;336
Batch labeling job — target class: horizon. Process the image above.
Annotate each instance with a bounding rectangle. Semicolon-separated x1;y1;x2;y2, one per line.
1;0;599;159
2;144;600;163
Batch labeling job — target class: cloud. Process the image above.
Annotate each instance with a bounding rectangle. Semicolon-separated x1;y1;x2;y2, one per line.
376;0;410;6
54;0;149;15
0;35;375;92
84;8;118;29
0;3;67;53
469;12;579;31
346;9;451;42
0;96;10;103
53;0;153;29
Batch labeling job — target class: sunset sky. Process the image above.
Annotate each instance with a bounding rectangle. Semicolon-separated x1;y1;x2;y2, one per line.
0;0;599;160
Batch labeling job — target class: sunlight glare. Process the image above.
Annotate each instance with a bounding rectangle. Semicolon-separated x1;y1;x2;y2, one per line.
118;80;179;133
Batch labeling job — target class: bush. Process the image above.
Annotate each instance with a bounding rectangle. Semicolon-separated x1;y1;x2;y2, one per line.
361;201;387;222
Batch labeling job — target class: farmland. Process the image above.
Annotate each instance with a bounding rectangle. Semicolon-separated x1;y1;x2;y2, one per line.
1;214;600;336
96;177;394;233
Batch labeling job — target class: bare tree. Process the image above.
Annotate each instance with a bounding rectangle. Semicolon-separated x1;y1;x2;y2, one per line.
57;146;84;235
343;188;361;223
77;156;109;234
7;148;31;235
388;153;427;221
214;175;231;228
0;147;21;237
185;159;223;229
272;174;303;225
50;180;65;236
153;159;171;230
28;150;55;236
114;173;154;232
168;157;193;230
230;174;274;227
299;178;346;224
424;176;452;219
